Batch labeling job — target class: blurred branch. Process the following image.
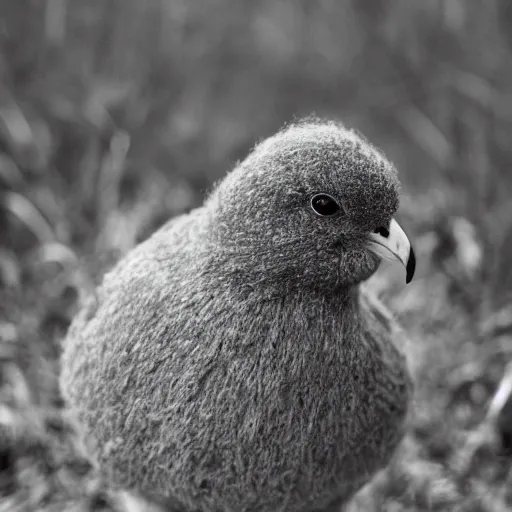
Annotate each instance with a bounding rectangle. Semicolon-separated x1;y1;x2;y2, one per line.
44;0;66;46
448;68;512;122
395;106;453;168
487;360;512;423
97;130;130;223
0;103;34;155
0;192;55;243
0;154;24;189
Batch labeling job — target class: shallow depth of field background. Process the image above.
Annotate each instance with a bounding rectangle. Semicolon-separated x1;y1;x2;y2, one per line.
1;1;512;510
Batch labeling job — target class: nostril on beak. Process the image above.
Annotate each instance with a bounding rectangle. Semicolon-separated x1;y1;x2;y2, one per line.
373;226;390;238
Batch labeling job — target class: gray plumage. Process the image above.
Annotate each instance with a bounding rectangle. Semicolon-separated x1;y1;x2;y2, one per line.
60;120;413;512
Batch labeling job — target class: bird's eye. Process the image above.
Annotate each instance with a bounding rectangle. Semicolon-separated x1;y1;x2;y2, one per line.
310;194;341;217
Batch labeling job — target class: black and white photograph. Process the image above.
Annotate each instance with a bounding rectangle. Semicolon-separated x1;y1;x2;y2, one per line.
1;2;512;511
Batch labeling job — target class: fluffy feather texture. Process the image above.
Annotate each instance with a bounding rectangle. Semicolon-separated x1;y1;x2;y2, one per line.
60;119;412;512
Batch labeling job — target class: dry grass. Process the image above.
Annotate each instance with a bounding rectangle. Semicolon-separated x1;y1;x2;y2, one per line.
1;1;512;510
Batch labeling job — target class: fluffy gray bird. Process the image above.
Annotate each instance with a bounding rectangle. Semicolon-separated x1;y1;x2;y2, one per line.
60;120;416;512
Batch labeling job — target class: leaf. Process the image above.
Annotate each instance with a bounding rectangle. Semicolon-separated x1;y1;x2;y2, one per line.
0;154;25;189
0;192;55;243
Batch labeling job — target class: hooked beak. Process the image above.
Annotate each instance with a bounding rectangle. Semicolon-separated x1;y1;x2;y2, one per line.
368;219;416;284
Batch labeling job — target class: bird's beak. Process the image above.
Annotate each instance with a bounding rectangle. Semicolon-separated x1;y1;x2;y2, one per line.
368;219;416;284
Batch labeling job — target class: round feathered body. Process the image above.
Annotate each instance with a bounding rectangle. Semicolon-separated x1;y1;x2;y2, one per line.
60;120;414;512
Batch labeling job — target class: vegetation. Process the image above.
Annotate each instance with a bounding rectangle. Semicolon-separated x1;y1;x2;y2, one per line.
1;1;512;510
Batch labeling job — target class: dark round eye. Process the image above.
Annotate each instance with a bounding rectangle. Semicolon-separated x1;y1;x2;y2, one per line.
310;194;341;217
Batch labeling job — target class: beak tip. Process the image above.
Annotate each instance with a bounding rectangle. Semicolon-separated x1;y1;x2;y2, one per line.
405;246;416;284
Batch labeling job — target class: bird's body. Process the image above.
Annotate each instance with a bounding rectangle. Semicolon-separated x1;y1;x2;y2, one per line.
61;120;414;512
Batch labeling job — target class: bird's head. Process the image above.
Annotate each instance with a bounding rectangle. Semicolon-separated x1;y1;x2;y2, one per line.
206;120;415;292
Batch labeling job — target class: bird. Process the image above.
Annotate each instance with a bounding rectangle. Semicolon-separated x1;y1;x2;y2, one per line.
60;119;416;512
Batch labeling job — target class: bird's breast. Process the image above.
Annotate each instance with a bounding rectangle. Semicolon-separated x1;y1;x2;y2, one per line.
144;290;411;510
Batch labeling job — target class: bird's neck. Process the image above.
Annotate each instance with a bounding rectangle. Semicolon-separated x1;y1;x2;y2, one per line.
214;262;364;348
202;248;358;300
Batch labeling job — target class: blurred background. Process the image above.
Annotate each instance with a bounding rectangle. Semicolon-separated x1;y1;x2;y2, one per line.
2;1;512;510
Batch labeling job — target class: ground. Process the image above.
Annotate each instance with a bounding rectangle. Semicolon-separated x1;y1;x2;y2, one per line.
1;1;512;511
